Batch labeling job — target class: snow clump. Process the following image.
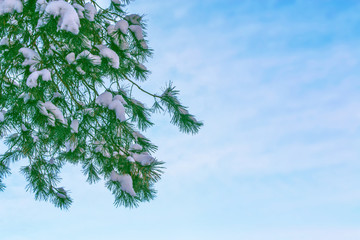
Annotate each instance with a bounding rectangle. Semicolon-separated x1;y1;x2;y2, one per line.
65;52;75;64
137;63;147;71
0;0;23;15
110;170;136;196
19;48;39;68
108;99;126;121
26;69;51;88
140;41;148;49
76;66;86;75
96;91;126;122
113;95;126;105
0;37;9;46
132;152;154;165
19;93;31;103
95;91;113;107
129;143;142;151
77;50;101;65
72;3;84;18
65;138;78;152
84;3;96;21
107;24;116;35
70;119;79;133
115;20;129;34
45;0;80;35
129;25;144;40
56;187;67;198
127;156;135;163
21;124;29;131
39;101;67;125
44;101;66;124
133;131;145;139
125;14;142;25
95;45;119;69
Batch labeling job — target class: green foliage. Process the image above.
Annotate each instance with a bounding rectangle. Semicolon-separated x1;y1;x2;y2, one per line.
0;0;202;209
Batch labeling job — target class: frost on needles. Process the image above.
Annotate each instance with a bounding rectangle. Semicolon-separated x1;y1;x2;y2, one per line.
0;0;202;209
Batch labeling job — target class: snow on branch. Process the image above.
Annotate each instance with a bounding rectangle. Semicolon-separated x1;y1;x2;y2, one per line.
45;0;80;34
110;171;136;196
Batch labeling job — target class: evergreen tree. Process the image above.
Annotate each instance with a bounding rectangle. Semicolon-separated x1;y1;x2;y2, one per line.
0;0;202;209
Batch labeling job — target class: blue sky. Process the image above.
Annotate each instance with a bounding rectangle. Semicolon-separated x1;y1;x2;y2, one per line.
2;0;360;239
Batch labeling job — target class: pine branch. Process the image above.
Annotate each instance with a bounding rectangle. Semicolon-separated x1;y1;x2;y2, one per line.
0;0;202;209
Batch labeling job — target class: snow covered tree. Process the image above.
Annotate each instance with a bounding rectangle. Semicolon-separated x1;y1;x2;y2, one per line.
0;0;202;209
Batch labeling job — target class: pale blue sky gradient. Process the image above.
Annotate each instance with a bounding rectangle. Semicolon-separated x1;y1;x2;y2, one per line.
1;0;360;239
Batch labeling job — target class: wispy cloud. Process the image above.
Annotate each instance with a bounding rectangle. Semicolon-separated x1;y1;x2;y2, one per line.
144;17;360;177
